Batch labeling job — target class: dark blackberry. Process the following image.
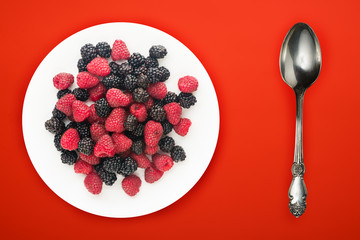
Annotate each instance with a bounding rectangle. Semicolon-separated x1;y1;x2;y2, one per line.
61;150;78;165
124;74;137;91
159;136;175;153
136;73;149;89
103;155;122;173
45;117;65;134
149;105;166;122
57;89;71;99
95;98;112;117
163;91;178;105
78;137;94;155
66;121;77;130
76;121;91;139
178;92;197;108
133;65;147;76
171;146;186;162
131;140;144;155
128;53;145;68
124;114;138;131
149;45;167;59
119;62;133;76
52;107;66;120
161;120;173;135
144;56;159;68
77;58;88;72
102;74;122;89
132;123;145;137
109;62;121;76
80;43;97;62
117;157;138;176
132;88;149;103
95;165;117;186
147;67;162;83
96;42;111;58
72;88;89;101
124;131;141;142
54;133;64;151
158;66;170;82
153;98;164;107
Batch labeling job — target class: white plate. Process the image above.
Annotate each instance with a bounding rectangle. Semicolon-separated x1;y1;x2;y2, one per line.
22;22;219;218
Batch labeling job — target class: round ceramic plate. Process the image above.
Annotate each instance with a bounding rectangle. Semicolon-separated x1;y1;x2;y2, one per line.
22;22;219;218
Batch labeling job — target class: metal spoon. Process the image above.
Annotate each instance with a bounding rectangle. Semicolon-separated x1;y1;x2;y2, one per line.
279;23;322;217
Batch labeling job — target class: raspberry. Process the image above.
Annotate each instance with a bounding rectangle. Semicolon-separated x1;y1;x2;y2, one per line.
163;102;182;125
144;120;163;147
87;57;111;77
95;165;117;186
105;107;127;133
103;155;122;173
78;137;94;155
144;164;164;183
74;159;93;174
128;53;145;68
79;153;100;165
124;74;137;91
171;145;186;162
45;117;65;134
131;140;144;155
174;118;192;136
122;175;141;196
72;100;90;122
119;62;133;75
144;144;158;155
90;122;107;142
76;121;91;139
77;58;88;72
144;97;154;110
136;73;149;89
112;132;132;153
94;135;116;158
111;40;130;61
130;103;147;122
178;76;199;93
96;42;111;58
80;43;97;62
161;120;173;135
158;66;170;82
61;128;80;151
57;89;72;99
52;107;66;120
61;150;78;165
77;72;99;89
54;134;64;151
130;153;151;168
144;57;158;68
84;172;103;195
132;88;149;103
95;98;112;118
124;92;134;105
88;82;106;102
178;92;197;108
159;136;175;152
147;82;167;100
56;93;76;116
102;74;122;89
109;62;121;76
149;45;167;59
124;114;138;131
149;105;166;122
53;73;74;90
153;153;174;172
117;157;138;176
106;88;130;107
72;88;89;101
163;91;178;105
88;104;106;124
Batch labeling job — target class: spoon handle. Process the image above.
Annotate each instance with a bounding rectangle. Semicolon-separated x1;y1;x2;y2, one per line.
288;90;308;217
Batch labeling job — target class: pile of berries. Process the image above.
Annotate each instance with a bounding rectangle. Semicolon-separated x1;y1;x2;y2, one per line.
45;40;199;196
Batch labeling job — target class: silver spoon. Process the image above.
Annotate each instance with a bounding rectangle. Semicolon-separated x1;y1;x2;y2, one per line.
279;23;322;217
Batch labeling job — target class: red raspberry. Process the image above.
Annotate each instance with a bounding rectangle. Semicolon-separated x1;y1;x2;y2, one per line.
144;120;163;147
53;73;74;90
77;72;99;89
72;100;90;122
79;153;100;165
174;118;192;136
144;164;164;183
74;159;94;174
144;97;154;110
111;40;130;61
178;76;199;93
124;92;134;105
94;135;116;158
112;133;132;153
122;175;141;196
84;172;102;194
144;144;158;155
163;102;182;125
119;149;132;158
87;57;111;77
88;104;106;124
130;103;147;122
105;108;127;133
61;128;80;151
147;82;167;99
56;93;76;116
90;122;107;142
106;88;131;107
88;82;106;101
152;153;174;172
130;153;151;168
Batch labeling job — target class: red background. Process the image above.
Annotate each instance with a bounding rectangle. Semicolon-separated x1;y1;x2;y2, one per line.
1;0;359;239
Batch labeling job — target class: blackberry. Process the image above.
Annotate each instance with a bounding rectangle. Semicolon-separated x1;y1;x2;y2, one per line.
163;91;178;105
136;73;149;89
147;67;162;83
78;137;94;155
72;88;89;101
102;74;122;89
131;140;144;155
124;114;138;131
95;98;112;117
159;136;175;152
119;62;133;76
109;62;121;76
76;121;91;139
149;105;166;122
171;145;186;162
61;150;78;165
66;121;77;130
54;133;64;151
95;164;117;186
45;117;65;134
77;58;88;72
80;43;97;62
161;120;173;135
133;65;147;76
158;66;170;82
57;89;71;99
178;92;197;108
52;107;66;120
96;42;111;58
124;74;137;91
132;88;149;103
128;53;145;68
153;98;164;107
144;56;159;68
124;131;141;142
117;157;138;176
149;45;167;59
103;155;122;173
132;123;145;137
